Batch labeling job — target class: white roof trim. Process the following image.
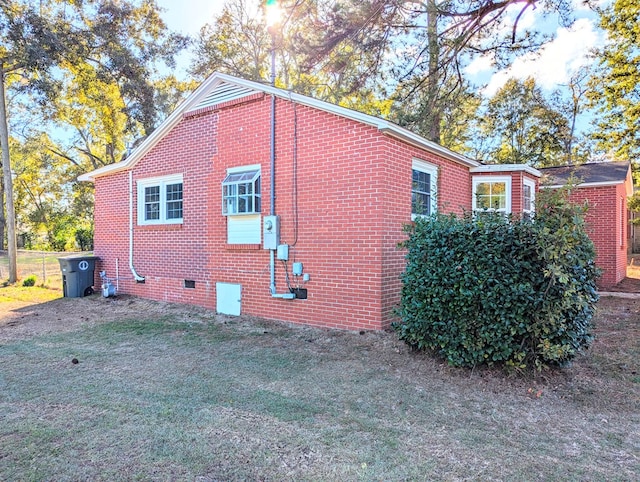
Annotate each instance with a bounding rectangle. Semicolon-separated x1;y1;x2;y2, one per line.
543;180;630;190
79;72;479;182
470;164;541;177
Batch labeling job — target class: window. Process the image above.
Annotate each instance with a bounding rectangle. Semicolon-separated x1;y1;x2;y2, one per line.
412;159;438;219
222;169;261;215
223;165;262;245
137;174;183;225
472;176;512;214
621;197;625;248
523;178;536;218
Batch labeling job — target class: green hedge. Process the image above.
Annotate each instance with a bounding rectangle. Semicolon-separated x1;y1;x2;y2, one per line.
394;188;600;370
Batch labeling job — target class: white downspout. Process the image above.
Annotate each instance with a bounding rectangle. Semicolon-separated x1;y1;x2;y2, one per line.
129;171;145;282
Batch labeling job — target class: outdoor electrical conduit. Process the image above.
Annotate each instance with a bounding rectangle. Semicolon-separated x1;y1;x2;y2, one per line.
267;25;293;300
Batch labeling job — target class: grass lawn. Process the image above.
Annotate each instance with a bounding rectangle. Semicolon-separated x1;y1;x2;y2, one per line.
0;290;638;480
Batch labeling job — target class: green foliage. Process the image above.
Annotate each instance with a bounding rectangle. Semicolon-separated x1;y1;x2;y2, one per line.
191;0;388;114
477;78;572;167
395;188;599;370
22;275;36;287
75;227;93;251
588;0;640;159
628;193;640;226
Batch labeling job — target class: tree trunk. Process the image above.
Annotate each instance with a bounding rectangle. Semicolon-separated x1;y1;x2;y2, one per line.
0;68;18;283
425;0;441;143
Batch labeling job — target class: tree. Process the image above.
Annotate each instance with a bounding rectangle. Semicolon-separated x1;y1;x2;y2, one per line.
11;132;91;250
191;0;392;114
558;67;591;165
0;1;188;266
300;0;575;144
0;1;76;281
588;0;640;159
191;0;271;82
392;76;482;153
476;78;571;167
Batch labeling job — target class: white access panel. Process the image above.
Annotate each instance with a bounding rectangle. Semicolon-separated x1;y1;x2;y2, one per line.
216;282;241;316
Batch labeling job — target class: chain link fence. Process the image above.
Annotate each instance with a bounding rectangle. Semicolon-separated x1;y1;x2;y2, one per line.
0;250;92;288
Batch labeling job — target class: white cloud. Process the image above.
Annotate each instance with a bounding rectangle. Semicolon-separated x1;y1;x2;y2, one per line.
465;54;495;76
482;17;605;96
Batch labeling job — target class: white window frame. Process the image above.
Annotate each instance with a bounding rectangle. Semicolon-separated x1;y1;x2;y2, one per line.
472;176;512;214
223;165;262;245
222;164;261;216
620;197;625;248
412;159;438;220
137;174;184;225
523;178;536;218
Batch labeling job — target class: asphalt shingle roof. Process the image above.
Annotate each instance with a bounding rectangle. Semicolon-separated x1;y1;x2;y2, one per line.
539;161;631;186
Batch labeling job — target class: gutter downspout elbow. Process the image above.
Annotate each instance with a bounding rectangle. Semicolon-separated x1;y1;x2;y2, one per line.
129;171;145;282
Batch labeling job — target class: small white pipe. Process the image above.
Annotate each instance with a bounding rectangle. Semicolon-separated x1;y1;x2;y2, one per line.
270;249;276;295
116;257;119;292
129;171;145;282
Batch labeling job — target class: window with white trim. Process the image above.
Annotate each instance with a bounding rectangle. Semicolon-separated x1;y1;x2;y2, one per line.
412;159;438;219
223;165;262;244
472;176;512;214
523;178;536;218
222;168;261;215
621;197;625;248
137;174;183;225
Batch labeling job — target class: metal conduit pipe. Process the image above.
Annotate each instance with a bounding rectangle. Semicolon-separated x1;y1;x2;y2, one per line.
269;90;276;296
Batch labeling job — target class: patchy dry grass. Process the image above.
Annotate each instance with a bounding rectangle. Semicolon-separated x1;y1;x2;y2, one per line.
0;285;61;304
0;292;638;481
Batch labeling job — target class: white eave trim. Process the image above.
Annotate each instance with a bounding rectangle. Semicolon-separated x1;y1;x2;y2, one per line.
78;72;480;181
470;164;541;177
542;180;628;190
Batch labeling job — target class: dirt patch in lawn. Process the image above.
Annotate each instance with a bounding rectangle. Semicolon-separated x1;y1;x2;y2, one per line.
0;291;638;480
0;292;216;341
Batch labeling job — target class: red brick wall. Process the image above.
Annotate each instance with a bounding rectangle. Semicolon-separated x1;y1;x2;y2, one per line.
564;184;628;288
93;95;474;330
94;111;219;307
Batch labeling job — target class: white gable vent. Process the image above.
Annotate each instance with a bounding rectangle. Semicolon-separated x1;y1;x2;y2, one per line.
187;82;259;113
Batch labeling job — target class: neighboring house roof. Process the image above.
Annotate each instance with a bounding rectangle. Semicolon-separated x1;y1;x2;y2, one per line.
539;161;633;196
78;72;480;182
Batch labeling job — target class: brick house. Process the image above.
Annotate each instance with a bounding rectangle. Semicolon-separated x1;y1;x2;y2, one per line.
79;72;540;331
539;161;633;288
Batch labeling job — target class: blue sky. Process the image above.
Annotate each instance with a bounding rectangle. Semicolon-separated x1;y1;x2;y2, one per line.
155;0;223;36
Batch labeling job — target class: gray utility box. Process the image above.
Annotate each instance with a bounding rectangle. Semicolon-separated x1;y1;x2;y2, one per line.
58;255;99;298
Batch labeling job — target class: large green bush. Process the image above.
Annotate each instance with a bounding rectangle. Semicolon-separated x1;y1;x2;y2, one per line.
394;188;600;370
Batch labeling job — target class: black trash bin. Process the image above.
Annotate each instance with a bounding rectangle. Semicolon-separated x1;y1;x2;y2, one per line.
58;255;99;298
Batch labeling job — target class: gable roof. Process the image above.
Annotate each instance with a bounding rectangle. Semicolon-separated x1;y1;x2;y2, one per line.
78;72;480;182
539;161;633;196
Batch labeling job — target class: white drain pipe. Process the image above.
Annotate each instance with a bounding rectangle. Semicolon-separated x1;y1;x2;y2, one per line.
129;171;145;282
